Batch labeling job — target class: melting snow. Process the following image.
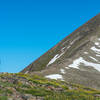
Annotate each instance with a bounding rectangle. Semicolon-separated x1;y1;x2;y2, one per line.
60;69;66;74
45;74;63;80
68;57;100;71
47;52;64;66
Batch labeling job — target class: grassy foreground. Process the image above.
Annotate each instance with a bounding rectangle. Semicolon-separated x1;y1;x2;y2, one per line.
0;73;100;100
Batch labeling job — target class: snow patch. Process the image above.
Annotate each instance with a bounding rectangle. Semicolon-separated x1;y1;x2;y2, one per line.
67;45;71;49
91;46;100;53
61;47;65;52
84;52;88;54
68;57;100;72
70;37;80;45
89;56;98;62
47;52;64;66
96;54;100;57
65;67;70;69
45;74;63;80
68;58;82;69
70;41;75;45
60;69;66;74
95;42;99;46
98;38;100;41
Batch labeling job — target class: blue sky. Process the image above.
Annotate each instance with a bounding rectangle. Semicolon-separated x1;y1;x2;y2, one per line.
0;0;100;73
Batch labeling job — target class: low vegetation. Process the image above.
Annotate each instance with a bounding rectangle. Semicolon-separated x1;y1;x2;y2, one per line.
0;73;100;100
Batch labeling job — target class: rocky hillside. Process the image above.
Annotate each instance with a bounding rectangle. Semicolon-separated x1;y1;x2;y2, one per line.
21;13;100;90
0;73;100;100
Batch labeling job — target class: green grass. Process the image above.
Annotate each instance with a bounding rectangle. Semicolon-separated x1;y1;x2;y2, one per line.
0;96;8;100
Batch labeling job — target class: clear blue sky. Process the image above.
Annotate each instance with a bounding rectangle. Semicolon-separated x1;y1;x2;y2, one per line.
0;0;100;73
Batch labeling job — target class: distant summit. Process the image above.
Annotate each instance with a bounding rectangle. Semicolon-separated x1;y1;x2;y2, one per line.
22;13;100;90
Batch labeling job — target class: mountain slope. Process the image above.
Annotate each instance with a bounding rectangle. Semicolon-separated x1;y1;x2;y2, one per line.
21;13;100;90
0;73;100;100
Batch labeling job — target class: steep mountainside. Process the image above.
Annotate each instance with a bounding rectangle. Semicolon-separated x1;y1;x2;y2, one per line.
22;13;100;90
0;73;100;100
